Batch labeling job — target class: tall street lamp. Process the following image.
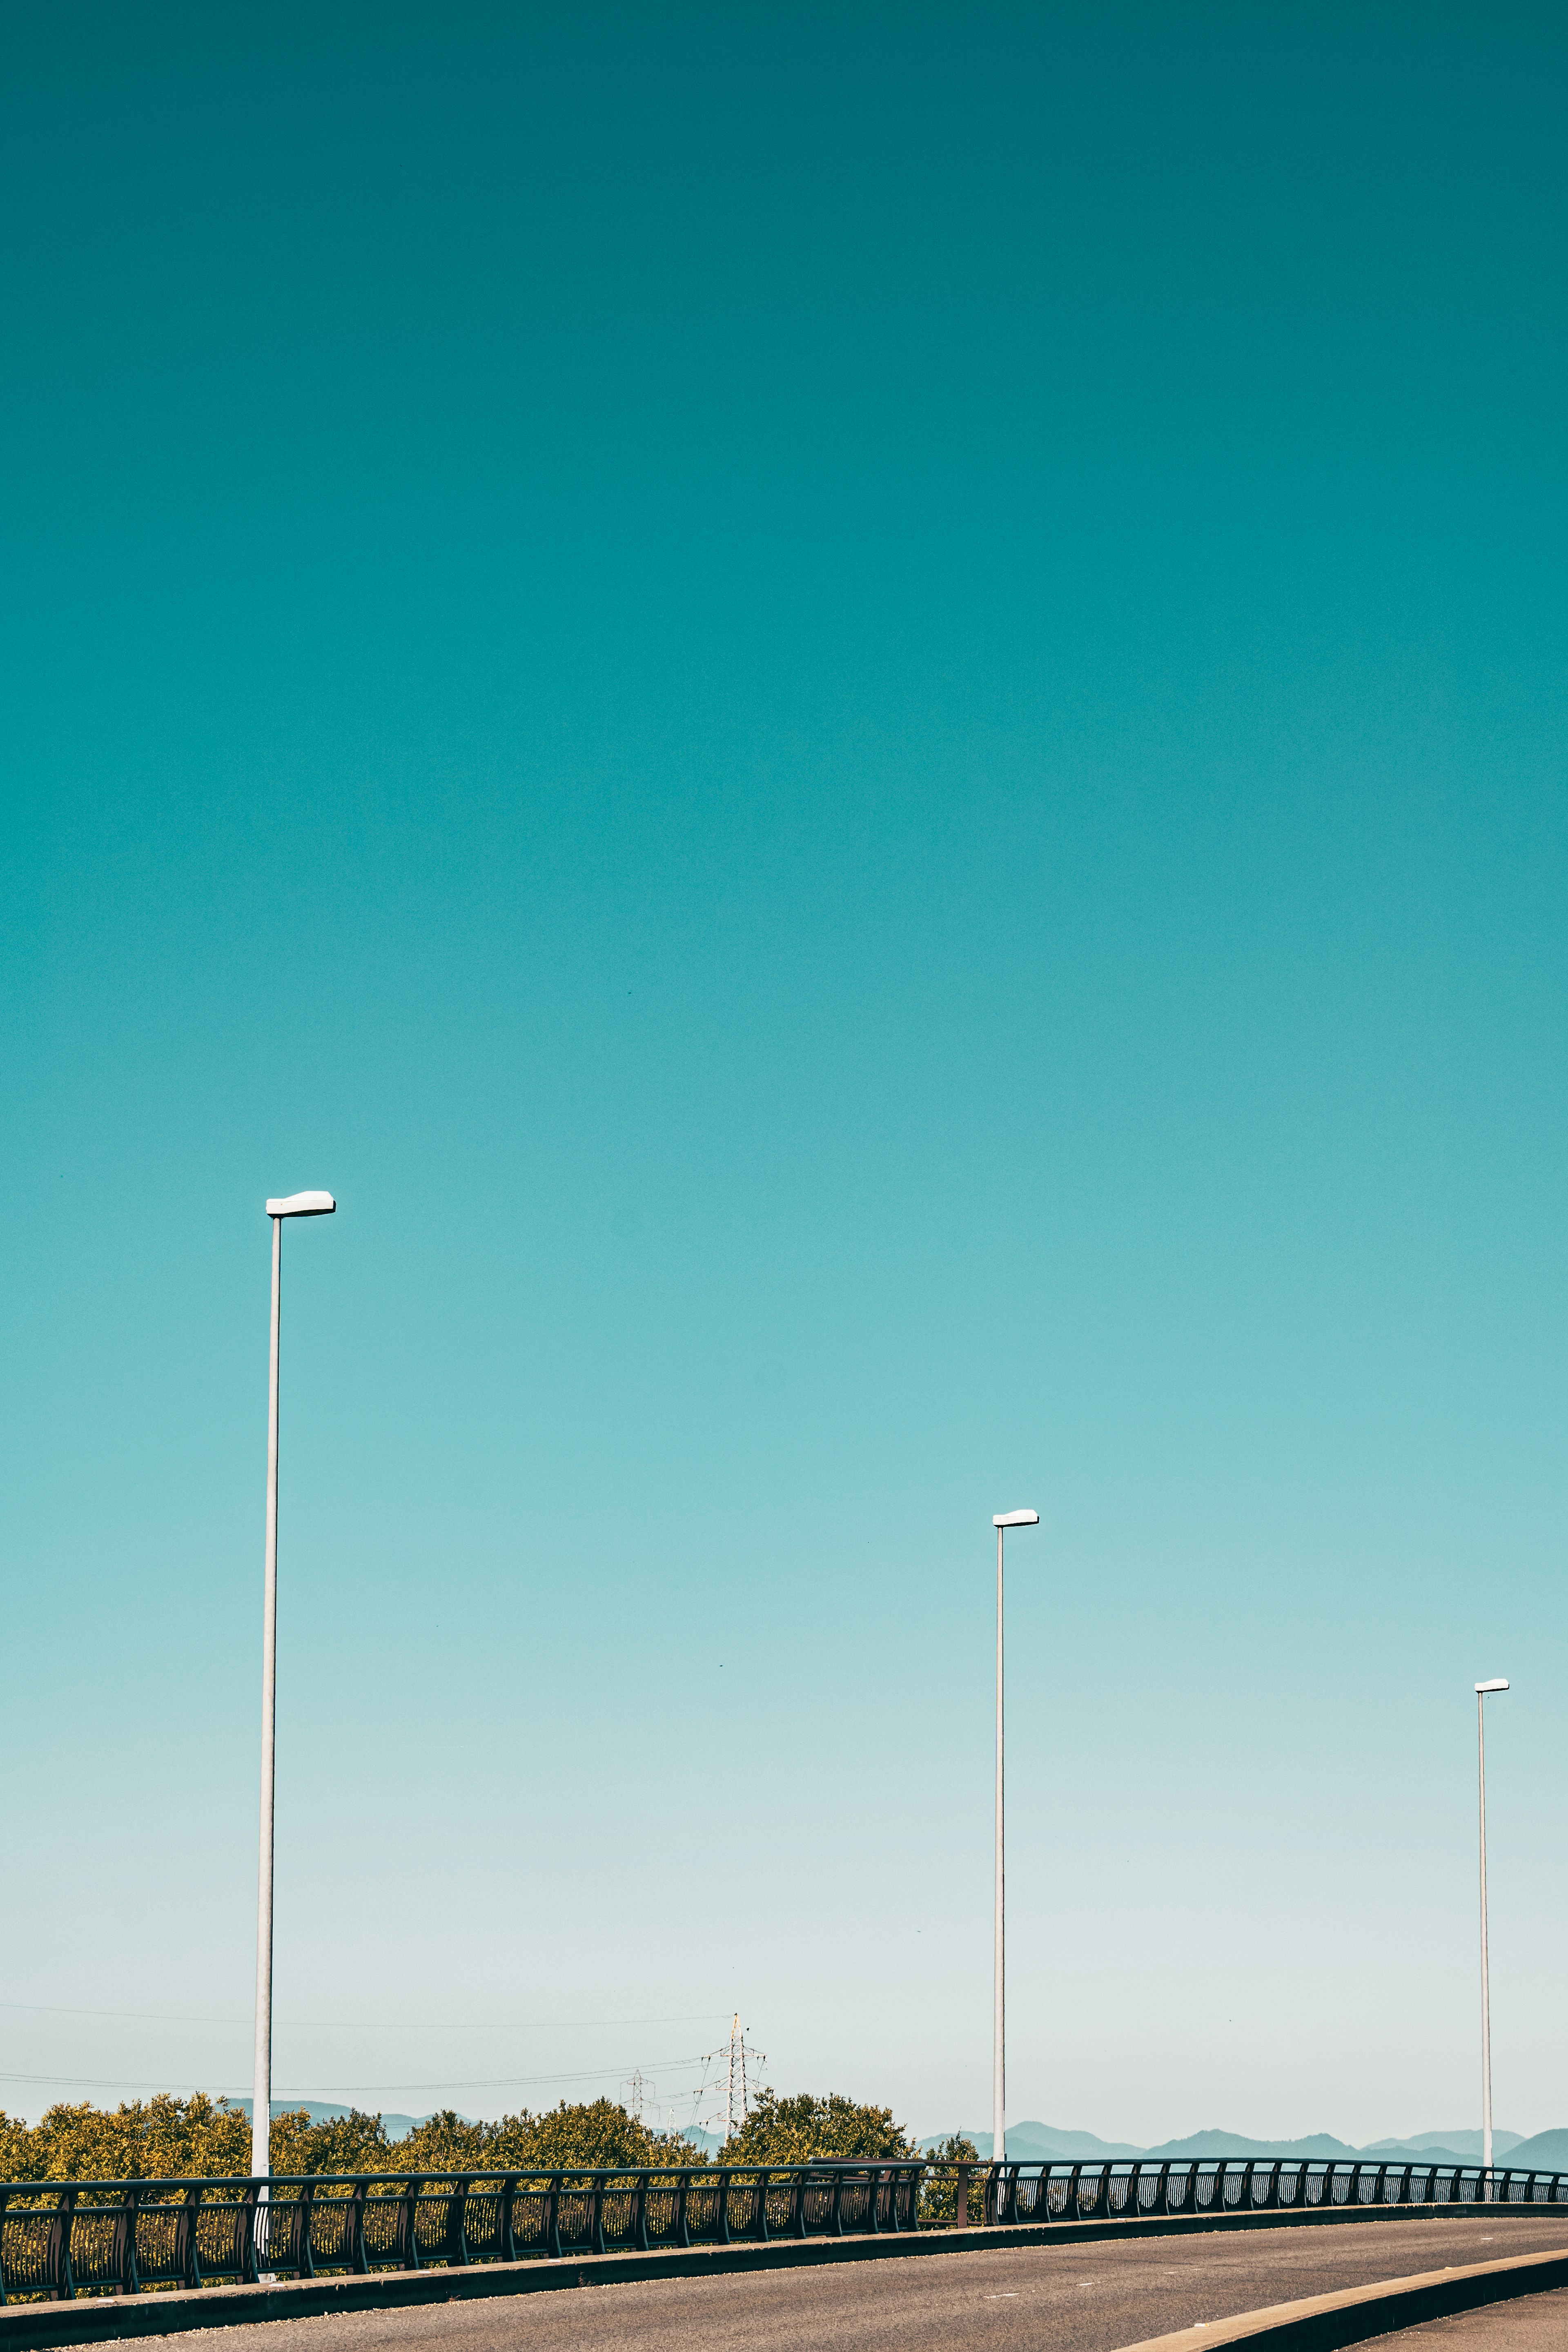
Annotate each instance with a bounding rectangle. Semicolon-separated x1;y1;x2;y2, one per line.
253;1190;336;2188
1475;1675;1509;2193
992;1508;1039;2166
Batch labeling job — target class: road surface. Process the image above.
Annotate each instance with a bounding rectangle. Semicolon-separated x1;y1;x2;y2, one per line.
134;2214;1568;2352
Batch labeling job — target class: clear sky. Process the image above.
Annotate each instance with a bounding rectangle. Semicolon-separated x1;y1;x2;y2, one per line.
3;2;1566;2149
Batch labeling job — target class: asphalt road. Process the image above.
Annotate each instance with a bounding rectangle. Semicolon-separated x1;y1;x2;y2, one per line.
131;2215;1568;2352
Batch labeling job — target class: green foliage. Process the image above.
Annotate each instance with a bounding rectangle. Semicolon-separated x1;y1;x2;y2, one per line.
483;2097;694;2174
393;2108;490;2173
0;2093;701;2186
0;2099;391;2185
271;2108;392;2176
919;2132;979;2223
722;2089;916;2165
0;2096;251;2183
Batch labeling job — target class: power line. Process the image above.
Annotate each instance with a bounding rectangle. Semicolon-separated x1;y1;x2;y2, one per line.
0;2002;729;2032
0;2051;716;2097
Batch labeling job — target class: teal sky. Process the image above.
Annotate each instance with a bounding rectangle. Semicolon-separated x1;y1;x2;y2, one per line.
3;3;1566;2146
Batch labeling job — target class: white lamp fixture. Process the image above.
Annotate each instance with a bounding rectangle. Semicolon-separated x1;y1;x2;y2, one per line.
252;1190;338;2201
991;1508;1040;2168
1475;1676;1509;2193
265;1192;336;1218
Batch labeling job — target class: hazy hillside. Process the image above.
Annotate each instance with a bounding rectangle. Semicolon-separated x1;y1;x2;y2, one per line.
1364;2131;1523;2160
233;2098;460;2142
922;2125;1142;2161
921;2122;1544;2166
1499;2130;1568;2170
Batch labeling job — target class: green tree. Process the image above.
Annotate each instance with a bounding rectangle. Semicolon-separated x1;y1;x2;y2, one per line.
0;2095;252;2185
918;2132;978;2223
393;2109;493;2172
0;2092;700;2185
270;2108;391;2177
722;2089;916;2165
485;2098;698;2173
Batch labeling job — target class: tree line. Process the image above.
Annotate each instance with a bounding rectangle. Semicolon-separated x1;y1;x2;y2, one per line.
0;2090;976;2185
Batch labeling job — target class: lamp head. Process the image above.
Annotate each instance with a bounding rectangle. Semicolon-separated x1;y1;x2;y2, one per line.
993;1510;1040;1528
265;1191;337;1218
1475;1679;1510;1694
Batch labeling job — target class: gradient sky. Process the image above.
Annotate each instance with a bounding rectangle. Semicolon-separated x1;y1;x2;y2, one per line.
3;2;1566;2148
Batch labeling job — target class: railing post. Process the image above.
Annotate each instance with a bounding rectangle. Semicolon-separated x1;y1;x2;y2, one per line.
296;2177;318;2278
347;2178;368;2273
180;2183;201;2289
49;2187;78;2301
448;2176;470;2265
590;2172;607;2257
673;2169;690;2250
631;2173;649;2253
113;2183;143;2295
753;2168;770;2243
402;2176;421;2270
786;2165;805;2238
238;2181;260;2283
544;2172;562;2260
499;2174;517;2263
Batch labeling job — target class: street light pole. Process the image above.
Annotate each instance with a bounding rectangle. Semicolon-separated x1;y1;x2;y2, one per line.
992;1509;1039;2169
252;1191;336;2189
1475;1676;1509;2195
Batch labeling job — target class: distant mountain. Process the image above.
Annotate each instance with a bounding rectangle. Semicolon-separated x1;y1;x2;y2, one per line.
915;2122;1544;2166
1140;2131;1359;2162
1497;2130;1568;2171
920;2126;1143;2161
231;2098;467;2142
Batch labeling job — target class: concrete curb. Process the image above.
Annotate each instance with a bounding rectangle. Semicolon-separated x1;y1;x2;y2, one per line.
1115;2245;1568;2352
0;2201;1554;2347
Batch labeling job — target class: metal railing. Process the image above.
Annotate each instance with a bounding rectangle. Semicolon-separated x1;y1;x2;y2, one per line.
1;2156;1564;2303
978;2157;1568;2226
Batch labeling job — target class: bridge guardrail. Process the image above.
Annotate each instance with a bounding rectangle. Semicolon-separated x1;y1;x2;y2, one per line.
975;2157;1568;2226
0;2157;1561;2303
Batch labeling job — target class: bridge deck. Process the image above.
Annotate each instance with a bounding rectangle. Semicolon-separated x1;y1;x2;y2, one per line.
111;2212;1568;2352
